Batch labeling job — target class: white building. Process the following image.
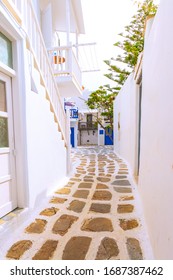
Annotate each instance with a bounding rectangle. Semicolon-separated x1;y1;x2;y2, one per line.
114;0;173;259
0;0;89;218
68;88;114;147
68;89;98;147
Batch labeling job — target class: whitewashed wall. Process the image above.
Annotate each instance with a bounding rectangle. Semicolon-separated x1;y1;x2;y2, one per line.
78;112;98;146
114;73;137;173
80;130;98;146
114;0;173;259
98;125;104;145
41;3;53;49
32;0;41;24
24;51;67;208
139;0;173;259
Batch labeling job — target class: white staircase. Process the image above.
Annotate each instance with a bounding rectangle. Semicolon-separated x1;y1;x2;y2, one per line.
22;0;68;148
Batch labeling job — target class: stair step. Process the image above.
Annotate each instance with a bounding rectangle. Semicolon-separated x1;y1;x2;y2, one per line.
27;49;67;148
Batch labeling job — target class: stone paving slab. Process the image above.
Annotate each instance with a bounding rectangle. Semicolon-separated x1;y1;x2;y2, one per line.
25;219;47;234
52;215;78;235
117;204;134;213
49;197;67;204
78;182;92;189
62;237;92;260
55;188;71;195
126;238;143;260
84;178;94;182
97;177;110;182
96;183;109;189
40;207;59;216
67;200;86;213
6;240;32;260
73;190;89;199
81;218;113;232
119;219;139;230
116;175;127;179
114;187;132;193
111;180;131;186
70;178;81;182
120;196;134;201
96;237;119;260
92;190;112;201
90;203;111;213
32;240;58;260
1;146;152;260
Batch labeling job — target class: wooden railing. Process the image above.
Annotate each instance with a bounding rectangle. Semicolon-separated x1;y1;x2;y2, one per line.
4;0;68;147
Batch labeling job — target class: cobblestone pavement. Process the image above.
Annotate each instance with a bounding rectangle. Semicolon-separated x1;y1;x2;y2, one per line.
0;146;153;260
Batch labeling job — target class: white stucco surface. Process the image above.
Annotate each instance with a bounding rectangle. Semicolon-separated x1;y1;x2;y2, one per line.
25;55;67;208
114;0;173;259
139;0;173;259
98;125;105;145
79;130;98;146
114;73;137;174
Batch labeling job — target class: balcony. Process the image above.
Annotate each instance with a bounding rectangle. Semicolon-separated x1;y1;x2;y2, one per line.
48;46;82;98
78;122;98;131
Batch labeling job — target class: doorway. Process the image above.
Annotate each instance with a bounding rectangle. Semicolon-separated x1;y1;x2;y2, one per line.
70;127;75;147
105;127;114;145
0;72;17;217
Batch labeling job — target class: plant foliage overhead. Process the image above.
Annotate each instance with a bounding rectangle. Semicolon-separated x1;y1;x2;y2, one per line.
86;0;158;135
104;0;158;88
86;84;116;131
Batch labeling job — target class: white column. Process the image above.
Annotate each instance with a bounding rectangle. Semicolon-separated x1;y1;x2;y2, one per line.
66;0;71;45
66;109;71;174
41;3;53;48
76;30;79;60
98;124;105;146
74;121;78;148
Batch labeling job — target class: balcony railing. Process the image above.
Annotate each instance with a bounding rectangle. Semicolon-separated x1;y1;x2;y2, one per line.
78;122;98;130
48;46;82;88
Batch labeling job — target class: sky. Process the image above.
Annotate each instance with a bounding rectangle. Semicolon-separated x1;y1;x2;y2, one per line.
80;0;160;91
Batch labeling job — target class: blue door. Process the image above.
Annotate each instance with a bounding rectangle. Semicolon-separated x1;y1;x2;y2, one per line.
105;128;113;145
70;127;75;147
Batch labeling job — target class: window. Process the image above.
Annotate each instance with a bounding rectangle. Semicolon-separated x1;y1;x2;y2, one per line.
0;32;13;68
0;80;9;147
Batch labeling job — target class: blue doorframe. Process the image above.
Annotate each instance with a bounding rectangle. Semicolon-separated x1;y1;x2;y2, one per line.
70;127;75;147
105;128;114;145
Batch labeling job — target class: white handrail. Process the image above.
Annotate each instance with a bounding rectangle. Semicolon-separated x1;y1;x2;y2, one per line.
22;0;67;146
71;48;82;86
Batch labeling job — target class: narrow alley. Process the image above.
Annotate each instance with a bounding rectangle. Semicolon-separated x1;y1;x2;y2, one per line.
0;147;152;260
